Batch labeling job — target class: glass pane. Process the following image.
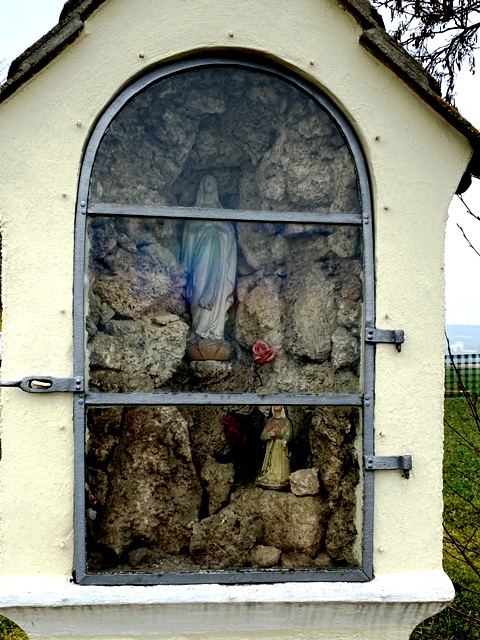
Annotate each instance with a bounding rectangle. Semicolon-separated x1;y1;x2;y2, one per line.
86;405;361;574
86;217;363;394
89;67;360;213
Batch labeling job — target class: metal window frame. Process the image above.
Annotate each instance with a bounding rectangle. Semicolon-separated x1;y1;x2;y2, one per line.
73;56;375;585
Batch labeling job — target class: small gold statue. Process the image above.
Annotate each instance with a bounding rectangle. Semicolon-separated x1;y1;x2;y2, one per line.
256;405;293;490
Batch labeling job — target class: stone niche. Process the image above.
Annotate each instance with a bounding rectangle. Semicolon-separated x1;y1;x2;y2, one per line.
85;66;364;574
87;218;362;395
86;405;360;572
89;67;360;213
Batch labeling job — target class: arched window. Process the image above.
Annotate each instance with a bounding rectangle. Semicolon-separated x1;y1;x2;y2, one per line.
74;57;374;584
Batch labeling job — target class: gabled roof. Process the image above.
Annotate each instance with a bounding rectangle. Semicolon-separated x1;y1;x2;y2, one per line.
1;0;479;184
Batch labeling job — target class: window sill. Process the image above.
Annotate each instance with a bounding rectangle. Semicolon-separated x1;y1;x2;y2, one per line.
0;571;453;638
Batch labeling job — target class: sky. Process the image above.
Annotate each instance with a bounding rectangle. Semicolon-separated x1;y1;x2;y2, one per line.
1;0;480;326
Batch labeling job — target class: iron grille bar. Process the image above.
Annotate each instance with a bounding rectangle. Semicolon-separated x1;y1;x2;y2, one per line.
85;392;364;407
73;396;87;579
87;203;362;226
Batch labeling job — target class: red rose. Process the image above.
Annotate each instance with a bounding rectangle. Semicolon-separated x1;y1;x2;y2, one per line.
252;340;276;364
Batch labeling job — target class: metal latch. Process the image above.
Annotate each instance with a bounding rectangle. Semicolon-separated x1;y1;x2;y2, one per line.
0;376;84;393
365;327;405;352
365;455;412;479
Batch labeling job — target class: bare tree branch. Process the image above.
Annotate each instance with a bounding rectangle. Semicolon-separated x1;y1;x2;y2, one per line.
458;193;480;223
456;224;480;257
448;605;480;626
372;1;480;100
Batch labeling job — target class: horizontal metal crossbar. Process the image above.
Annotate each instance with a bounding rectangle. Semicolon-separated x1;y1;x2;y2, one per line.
86;203;363;226
85;392;364;407
76;567;371;585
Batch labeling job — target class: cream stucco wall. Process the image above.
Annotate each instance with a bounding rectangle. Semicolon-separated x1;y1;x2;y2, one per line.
0;0;472;637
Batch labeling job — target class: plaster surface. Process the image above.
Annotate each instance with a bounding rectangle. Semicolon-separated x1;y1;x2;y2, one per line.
0;572;453;638
0;0;471;635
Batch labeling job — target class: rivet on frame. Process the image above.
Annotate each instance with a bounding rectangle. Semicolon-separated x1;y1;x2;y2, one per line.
228;31;234;37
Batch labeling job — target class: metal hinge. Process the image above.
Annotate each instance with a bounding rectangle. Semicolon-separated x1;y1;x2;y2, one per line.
365;455;412;479
0;376;84;393
365;327;405;352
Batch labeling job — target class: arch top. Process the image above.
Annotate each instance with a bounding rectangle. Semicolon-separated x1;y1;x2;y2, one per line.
80;56;369;216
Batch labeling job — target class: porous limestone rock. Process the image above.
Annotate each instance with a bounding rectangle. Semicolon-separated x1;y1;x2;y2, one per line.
289;468;320;496
99;406;201;557
189;507;261;569
247;545;281;568
200;456;235;515
88;317;188;391
309;408;357;491
89;369;155;393
309;407;359;563
86;468;109;510
127;547;201;573
331;326;360;371
325;506;358;565
86;407;123;464
231;485;327;557
236;224;288;275
284;263;338;362
262;352;359;396
187;406;231;467
190;360;233;383
281;552;315;569
92;244;186;321
235;279;284;348
314;553;334;569
327;227;358;258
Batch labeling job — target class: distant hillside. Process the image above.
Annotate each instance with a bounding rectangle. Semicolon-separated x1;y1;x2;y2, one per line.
446;325;480;353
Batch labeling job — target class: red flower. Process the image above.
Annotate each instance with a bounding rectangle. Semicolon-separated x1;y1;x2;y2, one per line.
252;340;276;364
221;414;246;446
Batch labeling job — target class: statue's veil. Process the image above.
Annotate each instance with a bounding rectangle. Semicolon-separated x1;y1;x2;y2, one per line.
195;175;221;208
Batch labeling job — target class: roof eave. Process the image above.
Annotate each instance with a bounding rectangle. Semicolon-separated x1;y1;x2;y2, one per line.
359;26;480;180
0;0;107;103
1;0;479;183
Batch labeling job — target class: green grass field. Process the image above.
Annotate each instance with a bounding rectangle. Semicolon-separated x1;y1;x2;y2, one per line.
411;397;480;640
0;618;25;640
0;397;478;640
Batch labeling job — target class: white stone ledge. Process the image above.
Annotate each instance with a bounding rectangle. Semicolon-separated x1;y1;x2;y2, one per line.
0;571;454;638
0;571;454;607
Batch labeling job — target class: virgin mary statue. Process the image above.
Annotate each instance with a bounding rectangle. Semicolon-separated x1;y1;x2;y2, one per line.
181;176;237;357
